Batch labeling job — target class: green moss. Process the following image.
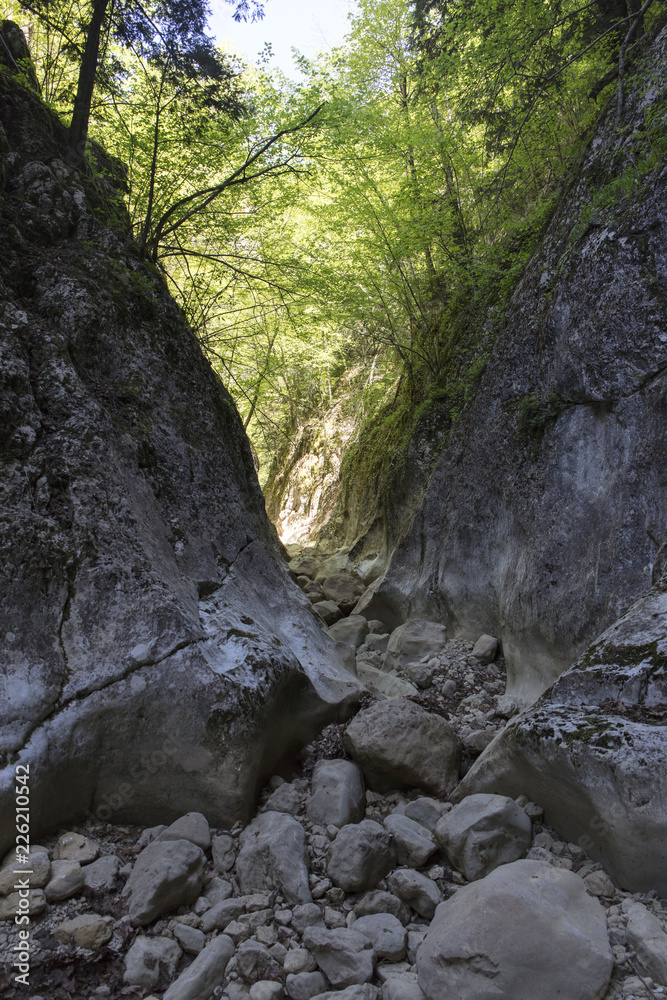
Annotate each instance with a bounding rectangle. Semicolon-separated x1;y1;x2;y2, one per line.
511;390;574;458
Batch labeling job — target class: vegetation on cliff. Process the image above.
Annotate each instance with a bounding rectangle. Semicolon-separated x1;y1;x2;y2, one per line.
4;0;663;541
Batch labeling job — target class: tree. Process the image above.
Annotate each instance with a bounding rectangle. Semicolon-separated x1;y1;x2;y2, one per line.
19;0;265;159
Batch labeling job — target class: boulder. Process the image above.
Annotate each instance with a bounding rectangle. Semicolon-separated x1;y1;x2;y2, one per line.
386;870;441;920
322;574;367;614
434;793;532;880
44;859;84;902
0;96;363;854
307;759;365;828
353;913;407;961
122;838;206;926
454;581;667;894
53;913;114;950
417;860;613;1000
236;811;312;904
328;616;369;648
625;902;667;985
344;699;461;796
313;601;344;626
472;634;499;664
163;934;235;1000
156;811;211;850
383;621;448;673
286;971;327;1000
53;831;99;863
302;925;375;988
124;936;182;989
327;820;395;892
384;815;437;868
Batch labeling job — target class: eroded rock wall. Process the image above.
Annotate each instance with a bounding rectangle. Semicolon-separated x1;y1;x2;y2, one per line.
0;66;361;853
361;26;667;702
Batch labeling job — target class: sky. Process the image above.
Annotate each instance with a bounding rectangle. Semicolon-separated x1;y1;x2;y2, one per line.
210;0;358;78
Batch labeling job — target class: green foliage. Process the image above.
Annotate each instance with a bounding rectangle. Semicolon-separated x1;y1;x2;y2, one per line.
512;390;575;457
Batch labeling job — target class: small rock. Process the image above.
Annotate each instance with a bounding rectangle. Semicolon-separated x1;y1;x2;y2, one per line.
173;922;206;955
302;925;375;989
201;897;245;932
291;903;324;934
383;621;448;672
263;782;302;816
212;833;236;873
403;798;448;833
382;973;426;1000
386;870;442;920
322;576;366;615
203;876;232;905
583;870;616;897
284;948;317;974
354;913;407;961
307;759;365;828
328;615;369;648
403;662;438;689
122;839;207;926
250;983;284;1000
313;601;343;626
237;939;283;984
435;793;531;881
53;913;113;950
625;902;667;984
353;890;411;926
44;859;84;902
0;888;46;921
163;933;235;1000
0;849;50;893
124;936;181;989
285;971;327;1000
471;635;499;664
137;825;167;847
318;986;379;1000
82;854;120;890
384;815;437;868
157;812;211;850
53;831;99;864
327;820;395;892
237;812;312;905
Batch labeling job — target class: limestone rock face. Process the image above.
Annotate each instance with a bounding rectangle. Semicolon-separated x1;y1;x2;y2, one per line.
359;26;667;703
417;860;613;1000
0;71;362;854
454;580;667;894
344;699;461;796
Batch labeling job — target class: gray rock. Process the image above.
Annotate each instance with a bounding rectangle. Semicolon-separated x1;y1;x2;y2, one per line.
122;838;206;926
402;661;438;689
201;897;245;932
386;870;442;920
307;759;365;828
228;985;251;1000
382;974;426;1000
434;793;532;880
355;662;419;700
250;983;284;1000
53;913;114;949
417;860;613;1000
353;913;407;961
625;902;667;985
328;615;369;648
322;575;366;614
319;988;379;1000
353;890;411;926
365;633;389;654
384;815;437;868
302;925;375;989
403;798;447;833
82;854;120;890
583;870;616;897
237;811;312;905
163;934;235;1000
124;936;182;989
313;601;343;626
367;620;389;635
291;902;324;934
44;859;84;902
344;699;461;797
472;634;499;664
284;948;317;974
0;849;50;893
263;782;303;816
157;812;211;850
211;834;236;873
327;820;395;892
53;831;99;863
285;971;327;1000
174;922;206;955
383;621;448;673
453;579;667;894
0;888;46;920
203;876;233;905
237;939;283;984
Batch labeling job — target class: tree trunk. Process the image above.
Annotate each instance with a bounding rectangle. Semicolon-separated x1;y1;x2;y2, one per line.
68;0;110;163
